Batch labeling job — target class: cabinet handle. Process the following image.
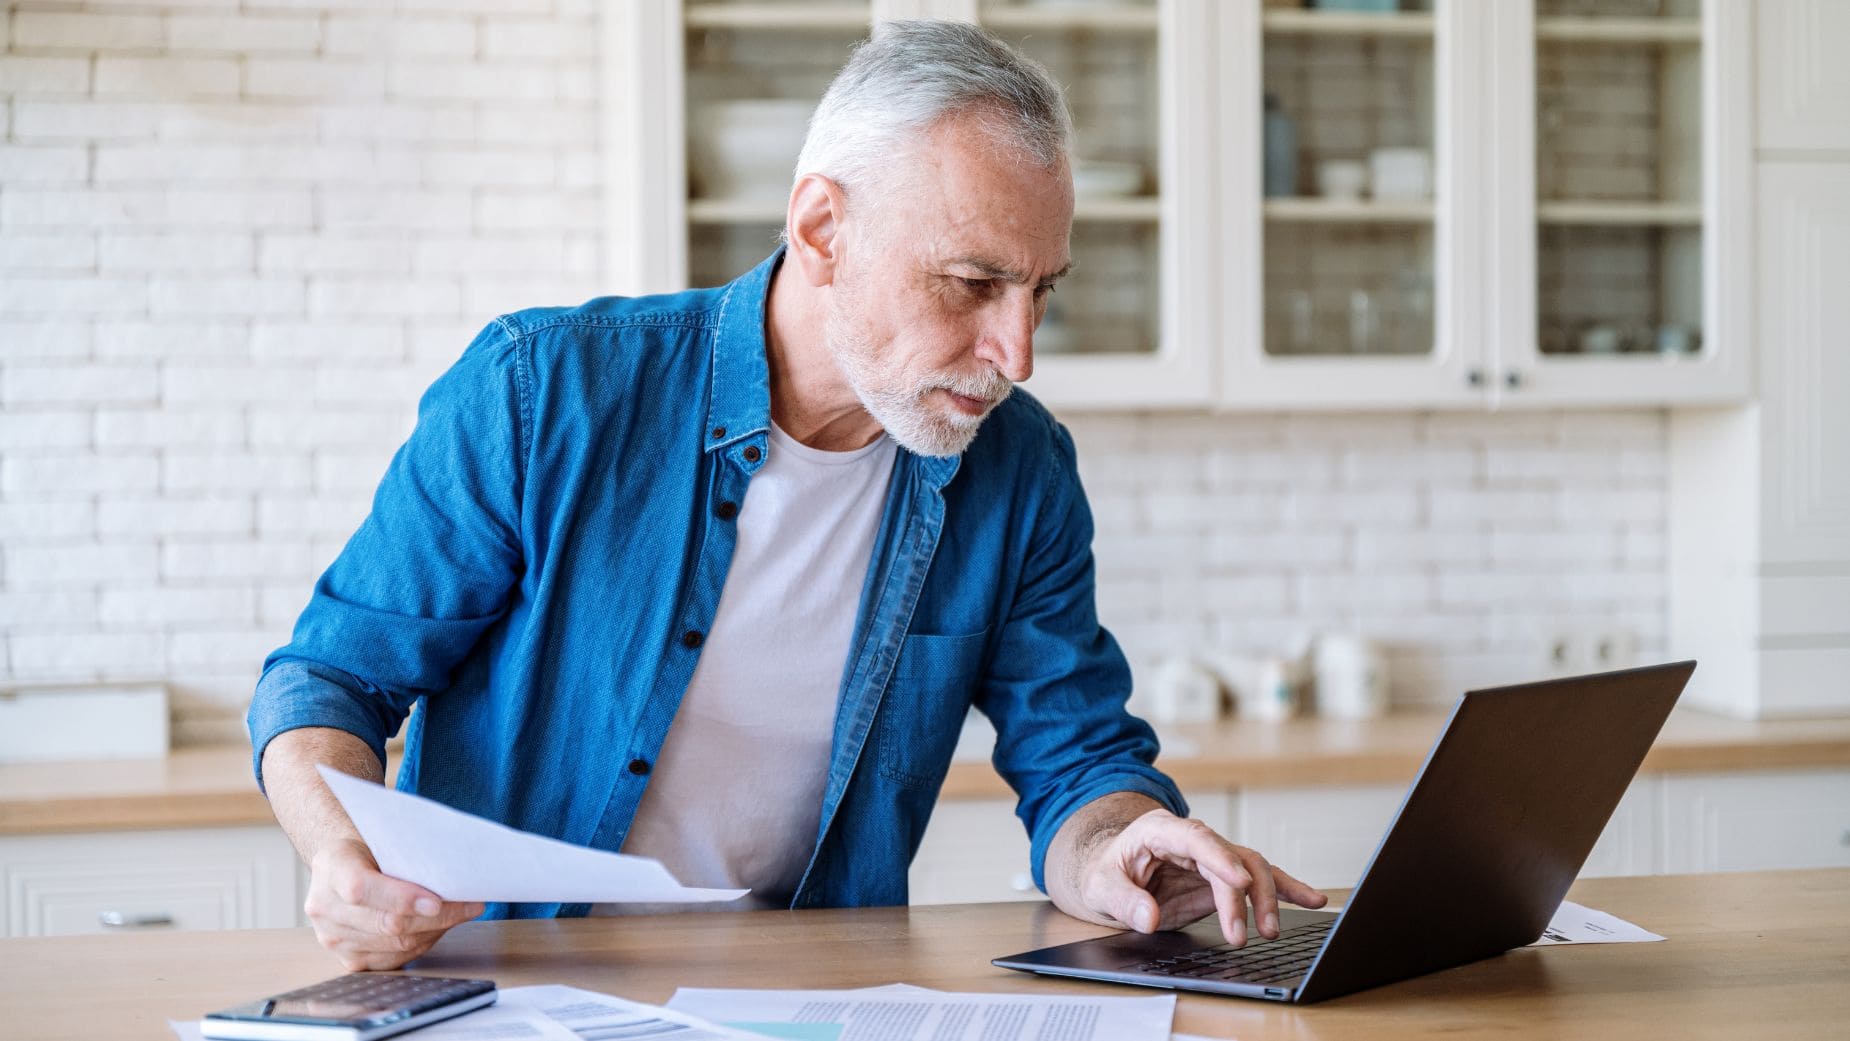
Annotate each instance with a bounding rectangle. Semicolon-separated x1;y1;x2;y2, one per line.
1505;370;1523;389
1466;368;1485;387
99;910;175;929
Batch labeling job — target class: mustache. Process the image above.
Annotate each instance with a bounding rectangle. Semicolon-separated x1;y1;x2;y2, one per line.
936;369;1013;404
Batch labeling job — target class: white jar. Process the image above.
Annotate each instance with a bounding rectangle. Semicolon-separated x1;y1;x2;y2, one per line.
1313;634;1389;719
1146;658;1225;725
1201;653;1297;722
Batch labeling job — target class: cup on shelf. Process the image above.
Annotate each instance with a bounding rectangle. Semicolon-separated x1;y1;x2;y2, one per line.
687;98;814;202
1316;159;1369;201
1369;147;1432;201
1576;323;1623;355
1312;633;1388;720
1655;323;1702;355
1263;93;1298;198
1071;159;1145;199
1349;289;1378;354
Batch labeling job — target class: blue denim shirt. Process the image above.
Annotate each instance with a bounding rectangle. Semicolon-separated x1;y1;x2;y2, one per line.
249;250;1184;920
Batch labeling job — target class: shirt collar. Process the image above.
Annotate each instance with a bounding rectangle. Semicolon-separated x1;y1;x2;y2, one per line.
705;249;781;454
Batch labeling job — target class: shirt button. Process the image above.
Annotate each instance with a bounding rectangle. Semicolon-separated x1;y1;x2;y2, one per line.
681;629;704;649
715;500;738;521
742;445;761;463
628;758;650;776
712;426;726;440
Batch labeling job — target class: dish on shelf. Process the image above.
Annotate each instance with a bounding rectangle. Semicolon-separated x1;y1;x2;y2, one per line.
688;98;814;202
1071;159;1145;199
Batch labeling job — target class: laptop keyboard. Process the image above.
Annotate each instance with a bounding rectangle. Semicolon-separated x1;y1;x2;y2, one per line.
1133;918;1333;986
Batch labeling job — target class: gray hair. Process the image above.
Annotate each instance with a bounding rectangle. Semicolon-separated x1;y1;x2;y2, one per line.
794;20;1074;212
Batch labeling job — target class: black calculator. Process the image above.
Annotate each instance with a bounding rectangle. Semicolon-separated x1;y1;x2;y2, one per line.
199;973;496;1041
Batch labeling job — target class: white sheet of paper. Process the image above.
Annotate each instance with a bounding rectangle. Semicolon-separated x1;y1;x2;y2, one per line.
668;986;1174;1041
498;984;767;1040
173;1000;580;1041
318;765;747;904
1530;900;1665;945
1315;900;1662;948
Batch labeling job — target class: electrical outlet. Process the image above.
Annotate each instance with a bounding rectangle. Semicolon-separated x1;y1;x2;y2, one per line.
1590;628;1639;670
1542;627;1639;678
1544;631;1586;676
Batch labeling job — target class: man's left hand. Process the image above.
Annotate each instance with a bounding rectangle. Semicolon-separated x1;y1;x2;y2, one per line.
1052;797;1327;946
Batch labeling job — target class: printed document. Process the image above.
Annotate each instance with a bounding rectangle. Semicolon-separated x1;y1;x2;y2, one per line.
1530;900;1665;945
669;983;1174;1041
499;984;769;1040
318;765;747;904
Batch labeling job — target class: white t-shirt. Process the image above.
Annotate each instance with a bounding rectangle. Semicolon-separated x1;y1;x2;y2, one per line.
598;422;897;913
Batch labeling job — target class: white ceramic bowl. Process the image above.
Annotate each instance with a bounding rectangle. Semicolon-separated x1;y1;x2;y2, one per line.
1072;159;1146;199
689;99;814;202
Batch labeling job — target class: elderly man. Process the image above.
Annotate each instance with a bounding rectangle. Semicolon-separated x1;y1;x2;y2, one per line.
251;20;1325;970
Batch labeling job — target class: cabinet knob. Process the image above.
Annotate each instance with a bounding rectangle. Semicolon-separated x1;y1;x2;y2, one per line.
1505;370;1524;389
1466;368;1485;387
1009;872;1037;893
99;910;175;929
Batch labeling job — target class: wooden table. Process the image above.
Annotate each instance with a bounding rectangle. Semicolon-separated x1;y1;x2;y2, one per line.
3;869;1844;1040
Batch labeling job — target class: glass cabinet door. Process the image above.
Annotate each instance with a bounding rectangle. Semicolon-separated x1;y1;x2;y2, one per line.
970;0;1217;407
1536;1;1702;359
1489;0;1749;405
1220;0;1482;408
1260;0;1436;360
683;2;873;288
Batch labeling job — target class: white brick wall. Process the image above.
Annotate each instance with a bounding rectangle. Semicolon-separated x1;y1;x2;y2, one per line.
0;4;1671;746
1066;410;1670;711
1;0;601;744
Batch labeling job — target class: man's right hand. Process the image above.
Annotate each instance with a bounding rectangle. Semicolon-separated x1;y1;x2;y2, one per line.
302;838;485;971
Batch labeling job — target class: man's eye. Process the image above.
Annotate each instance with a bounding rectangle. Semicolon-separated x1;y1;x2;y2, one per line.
1034;283;1056;299
960;277;994;292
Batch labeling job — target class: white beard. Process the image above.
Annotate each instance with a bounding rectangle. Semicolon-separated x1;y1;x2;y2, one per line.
825;300;1012;459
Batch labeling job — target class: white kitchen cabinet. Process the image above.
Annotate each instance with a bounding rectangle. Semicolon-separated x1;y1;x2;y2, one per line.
1576;779;1663;879
605;0;1216;409
1221;0;1751;410
1754;0;1850;153
1668;163;1850;718
602;1;1754;413
908;790;1231;905
0;826;301;938
1232;784;1406;891
1661;769;1850;874
907;767;1849;907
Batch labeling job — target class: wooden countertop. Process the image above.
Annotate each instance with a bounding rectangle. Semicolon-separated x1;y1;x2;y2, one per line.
2;869;1847;1040
4;708;1850;835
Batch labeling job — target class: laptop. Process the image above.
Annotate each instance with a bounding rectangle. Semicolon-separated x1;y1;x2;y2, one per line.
994;660;1695;1004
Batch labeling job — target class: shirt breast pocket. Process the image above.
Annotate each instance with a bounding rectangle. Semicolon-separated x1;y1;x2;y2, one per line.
877;628;991;791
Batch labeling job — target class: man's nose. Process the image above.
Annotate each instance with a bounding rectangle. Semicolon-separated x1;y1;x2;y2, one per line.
977;293;1036;384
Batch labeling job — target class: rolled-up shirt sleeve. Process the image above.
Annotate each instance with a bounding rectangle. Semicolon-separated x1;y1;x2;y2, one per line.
248;318;531;788
976;420;1187;893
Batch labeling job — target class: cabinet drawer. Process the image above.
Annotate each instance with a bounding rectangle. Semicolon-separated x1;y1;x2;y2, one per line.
909;791;1232;906
1662;769;1850;874
1233;784;1407;891
0;826;300;937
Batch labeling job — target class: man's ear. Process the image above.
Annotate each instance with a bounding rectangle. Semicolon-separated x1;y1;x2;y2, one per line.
784;172;848;288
